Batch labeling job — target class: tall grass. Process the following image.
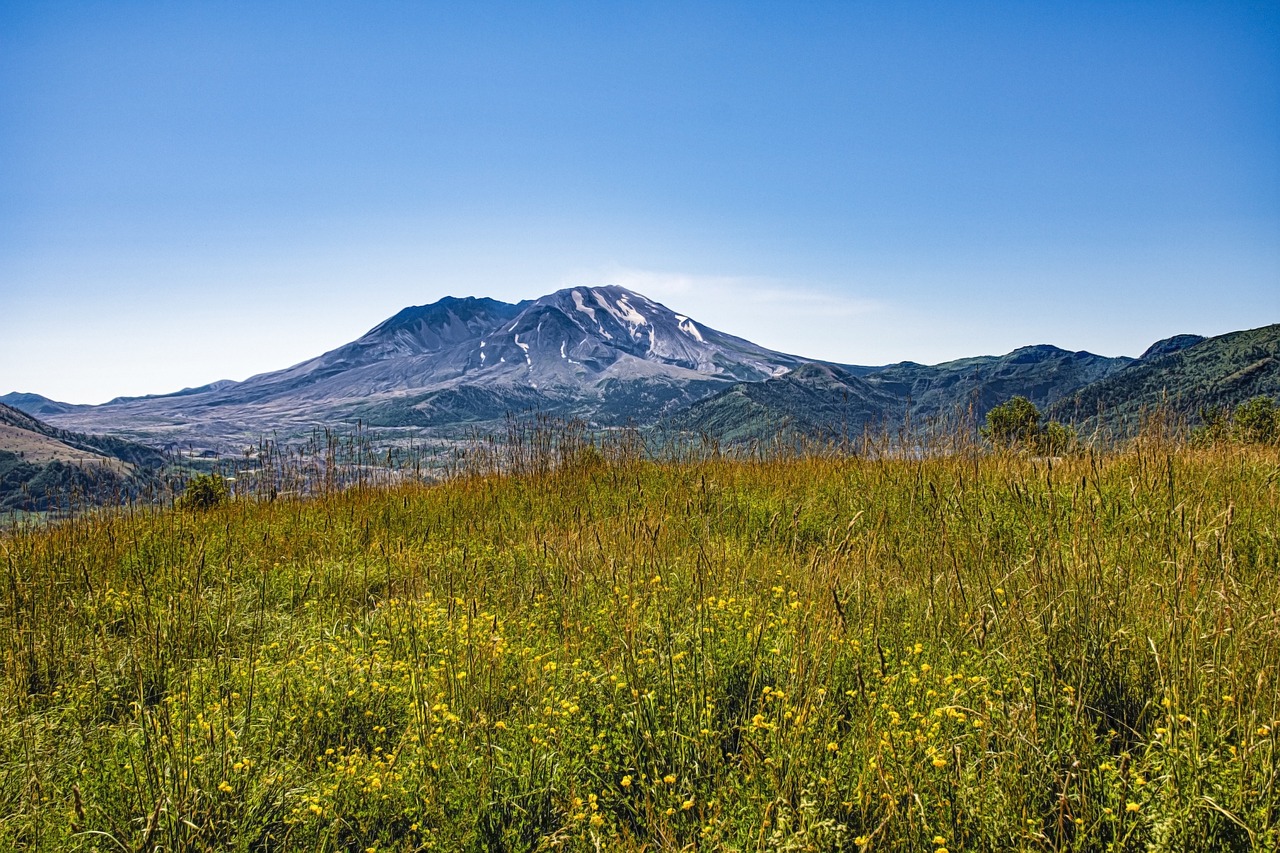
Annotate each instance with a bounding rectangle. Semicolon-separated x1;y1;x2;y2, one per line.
1;427;1277;851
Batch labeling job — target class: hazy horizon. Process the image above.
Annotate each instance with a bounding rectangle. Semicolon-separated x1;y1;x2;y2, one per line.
3;2;1277;405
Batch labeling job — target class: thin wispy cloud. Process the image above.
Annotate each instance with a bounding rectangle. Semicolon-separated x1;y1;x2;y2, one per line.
559;266;884;358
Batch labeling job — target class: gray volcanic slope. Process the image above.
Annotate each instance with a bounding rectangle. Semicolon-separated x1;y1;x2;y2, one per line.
36;286;810;450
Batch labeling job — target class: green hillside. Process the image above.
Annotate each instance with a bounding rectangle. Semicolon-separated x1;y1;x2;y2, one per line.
1050;324;1280;430
676;347;1132;446
670;363;902;445
863;345;1131;426
0;403;170;512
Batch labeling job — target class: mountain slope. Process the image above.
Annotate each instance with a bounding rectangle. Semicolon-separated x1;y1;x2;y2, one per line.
858;345;1132;427
31;286;810;449
0;403;169;512
670;362;903;444
1138;334;1206;361
14;284;1272;451
673;345;1132;445
1048;324;1280;428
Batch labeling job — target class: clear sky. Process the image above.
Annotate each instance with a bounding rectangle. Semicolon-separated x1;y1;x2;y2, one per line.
2;1;1277;404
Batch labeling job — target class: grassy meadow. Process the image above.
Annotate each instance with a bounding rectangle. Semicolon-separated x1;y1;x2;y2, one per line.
1;435;1277;851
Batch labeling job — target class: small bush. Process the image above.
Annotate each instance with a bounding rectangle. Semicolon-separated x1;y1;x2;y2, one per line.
982;396;1075;454
1040;419;1076;455
177;472;230;510
981;396;1041;446
1193;396;1279;446
1231;395;1279;444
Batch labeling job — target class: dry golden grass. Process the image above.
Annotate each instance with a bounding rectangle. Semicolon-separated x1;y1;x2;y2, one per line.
0;423;132;472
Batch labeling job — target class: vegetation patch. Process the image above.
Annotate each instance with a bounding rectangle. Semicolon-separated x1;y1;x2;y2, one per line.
1;436;1277;850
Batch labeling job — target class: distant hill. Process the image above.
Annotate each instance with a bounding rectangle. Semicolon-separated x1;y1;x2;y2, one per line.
0;403;169;512
1138;334;1206;361
675;345;1134;444
861;345;1133;426
1048;324;1280;430
0;392;81;418
669;362;902;445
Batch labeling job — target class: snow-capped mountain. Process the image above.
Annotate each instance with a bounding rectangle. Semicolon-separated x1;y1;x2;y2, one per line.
32;286;810;448
469;286;803;386
11;289;1262;453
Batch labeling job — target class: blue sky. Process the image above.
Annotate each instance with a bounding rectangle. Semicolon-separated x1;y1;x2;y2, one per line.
2;1;1277;404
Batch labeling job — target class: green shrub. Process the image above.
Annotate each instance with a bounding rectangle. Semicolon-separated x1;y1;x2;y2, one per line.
1039;419;1076;455
981;396;1041;447
177;472;230;510
982;396;1075;454
1193;396;1279;446
1231;395;1279;444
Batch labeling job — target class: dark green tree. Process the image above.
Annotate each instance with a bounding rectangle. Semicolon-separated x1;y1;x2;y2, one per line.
981;396;1042;447
1193;396;1279;446
177;472;230;510
982;396;1076;454
1231;396;1278;444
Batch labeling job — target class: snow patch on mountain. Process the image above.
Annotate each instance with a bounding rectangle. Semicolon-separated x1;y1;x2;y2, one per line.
675;315;704;342
593;290;649;336
616;294;648;328
571;290;596;321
